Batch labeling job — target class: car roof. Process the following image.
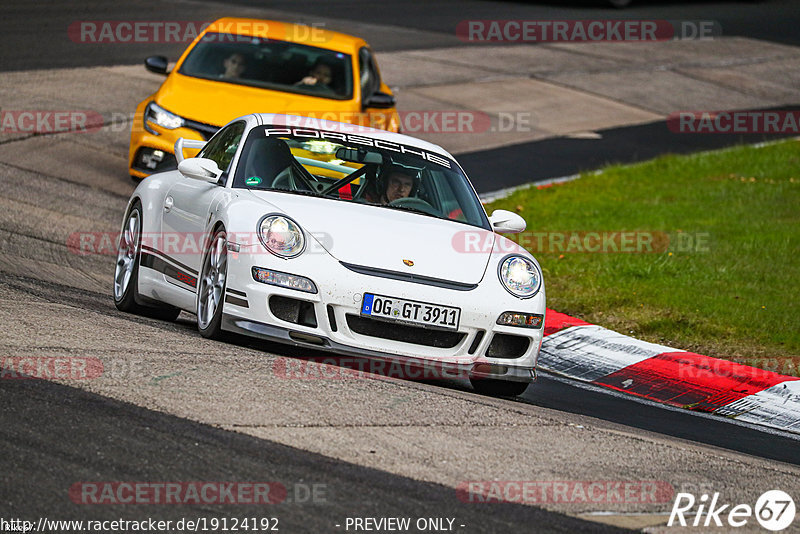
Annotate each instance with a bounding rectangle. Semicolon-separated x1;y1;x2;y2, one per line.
202;17;367;54
251;113;452;159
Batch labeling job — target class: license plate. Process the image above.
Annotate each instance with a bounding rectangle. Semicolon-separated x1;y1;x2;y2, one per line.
361;293;460;330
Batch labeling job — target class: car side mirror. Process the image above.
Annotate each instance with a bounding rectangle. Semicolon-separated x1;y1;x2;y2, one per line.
363;91;396;109
145;55;169;75
489;210;526;233
174;138;206;164
178;158;222;183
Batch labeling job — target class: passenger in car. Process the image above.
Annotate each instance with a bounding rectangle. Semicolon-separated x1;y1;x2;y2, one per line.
295;57;335;92
222;53;247;78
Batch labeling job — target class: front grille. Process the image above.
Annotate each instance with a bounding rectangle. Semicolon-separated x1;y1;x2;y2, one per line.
184;118;220;140
269;295;317;328
486;333;530;359
346;315;465;348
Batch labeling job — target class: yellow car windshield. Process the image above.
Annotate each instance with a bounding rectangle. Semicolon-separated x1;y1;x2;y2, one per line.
179;33;353;100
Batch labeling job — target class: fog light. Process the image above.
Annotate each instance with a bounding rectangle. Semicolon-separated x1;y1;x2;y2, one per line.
252;267;317;293
141;148;164;169
135;147;176;173
497;312;543;329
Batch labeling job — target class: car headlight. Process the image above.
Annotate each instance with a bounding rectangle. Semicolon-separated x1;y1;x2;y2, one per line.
498;255;542;298
258;215;305;258
144;102;184;132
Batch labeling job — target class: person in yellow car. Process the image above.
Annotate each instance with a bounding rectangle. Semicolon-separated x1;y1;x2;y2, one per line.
295;58;335;94
221;52;246;78
129;18;399;180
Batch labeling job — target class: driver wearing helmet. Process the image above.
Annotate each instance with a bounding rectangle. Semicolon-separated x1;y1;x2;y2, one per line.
365;164;419;205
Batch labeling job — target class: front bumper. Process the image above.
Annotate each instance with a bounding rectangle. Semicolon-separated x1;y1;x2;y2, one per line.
222;314;536;382
220;246;545;383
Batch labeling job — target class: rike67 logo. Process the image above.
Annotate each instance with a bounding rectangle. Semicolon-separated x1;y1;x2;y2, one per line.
669;490;795;531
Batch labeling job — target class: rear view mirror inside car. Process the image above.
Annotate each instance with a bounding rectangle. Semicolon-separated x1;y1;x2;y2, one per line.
335;147;383;165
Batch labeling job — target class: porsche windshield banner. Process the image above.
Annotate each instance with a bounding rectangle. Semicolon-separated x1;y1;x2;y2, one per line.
262;126;453;169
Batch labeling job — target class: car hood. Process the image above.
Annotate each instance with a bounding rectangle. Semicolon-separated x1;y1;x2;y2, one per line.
246;190;495;285
156;72;355;127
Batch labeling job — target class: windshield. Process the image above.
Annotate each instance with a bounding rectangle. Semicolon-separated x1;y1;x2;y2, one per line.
178;33;353;100
232;126;490;229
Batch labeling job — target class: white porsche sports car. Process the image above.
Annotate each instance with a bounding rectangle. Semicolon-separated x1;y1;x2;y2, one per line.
114;114;545;396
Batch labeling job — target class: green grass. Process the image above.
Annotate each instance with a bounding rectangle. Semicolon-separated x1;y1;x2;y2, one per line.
485;139;800;376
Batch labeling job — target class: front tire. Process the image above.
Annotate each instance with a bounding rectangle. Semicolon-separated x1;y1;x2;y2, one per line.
197;228;228;339
113;201;181;321
470;378;530;397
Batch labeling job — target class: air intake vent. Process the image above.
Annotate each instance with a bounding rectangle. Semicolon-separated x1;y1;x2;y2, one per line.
486;334;529;359
327;305;338;332
269;296;317;328
468;330;485;354
346;315;465;348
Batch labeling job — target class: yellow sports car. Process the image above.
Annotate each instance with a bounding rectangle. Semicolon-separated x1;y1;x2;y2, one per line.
129;18;399;179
